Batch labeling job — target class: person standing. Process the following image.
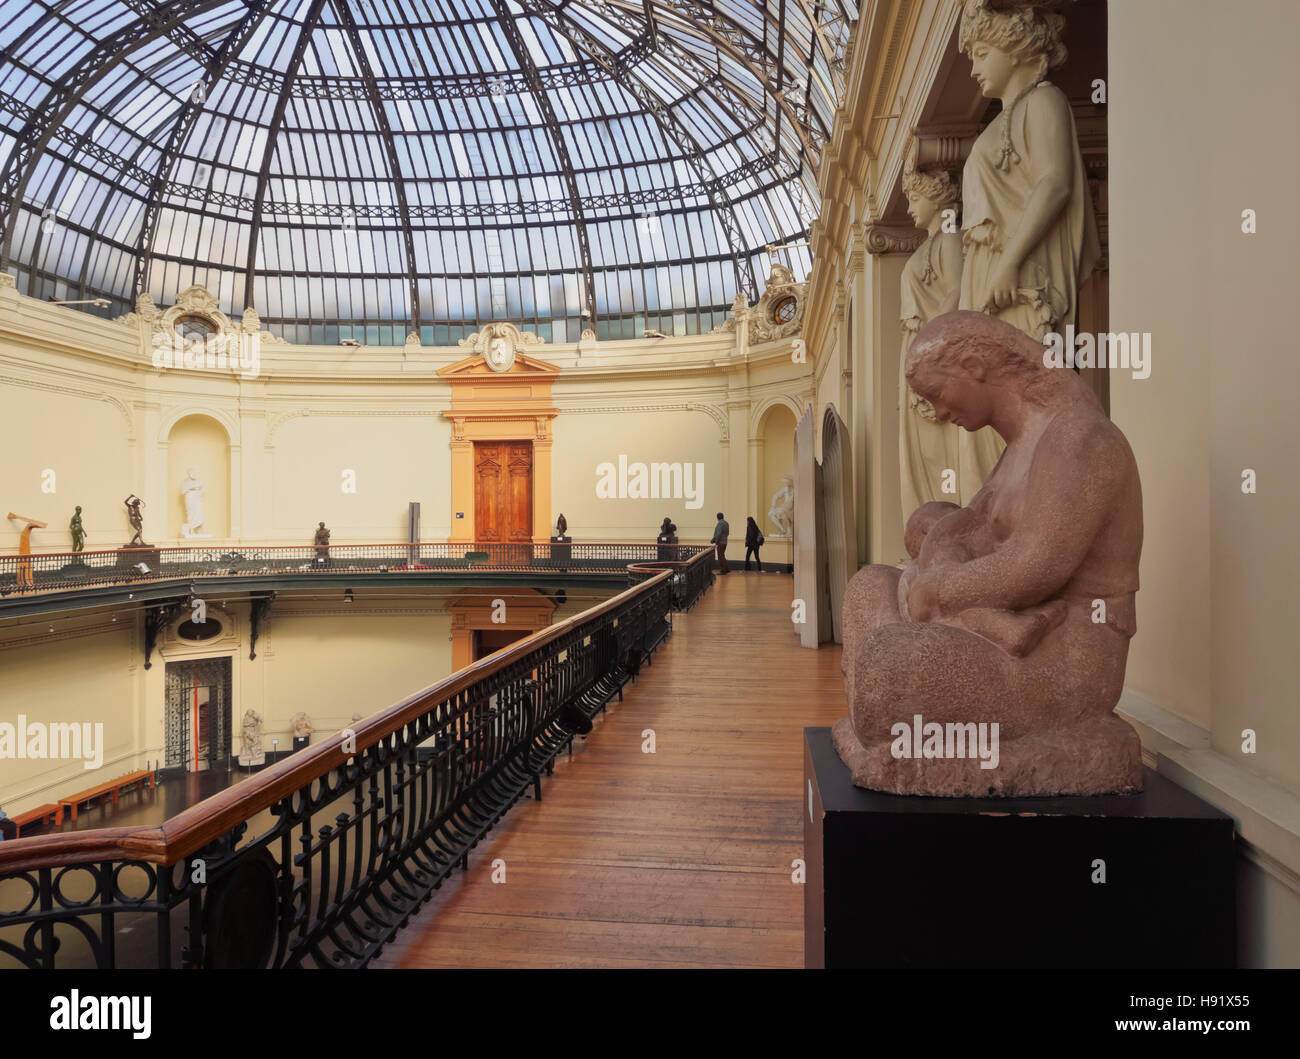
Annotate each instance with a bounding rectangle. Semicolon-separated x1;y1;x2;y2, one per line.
711;512;730;575
744;516;764;572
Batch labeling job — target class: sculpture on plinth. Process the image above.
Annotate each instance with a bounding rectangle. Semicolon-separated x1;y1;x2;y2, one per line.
69;506;86;553
833;311;1142;797
290;711;313;749
7;513;46;591
123;494;147;547
554;513;568;540
657;517;677;544
767;475;794;537
238;709;265;767
955;0;1101;495
313;521;330;565
180;469;210;538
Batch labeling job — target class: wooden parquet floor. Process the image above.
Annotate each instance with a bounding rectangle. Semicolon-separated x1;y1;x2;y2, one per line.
377;571;846;969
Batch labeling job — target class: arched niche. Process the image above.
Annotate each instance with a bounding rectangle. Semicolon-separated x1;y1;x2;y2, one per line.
756;402;798;537
167;414;231;539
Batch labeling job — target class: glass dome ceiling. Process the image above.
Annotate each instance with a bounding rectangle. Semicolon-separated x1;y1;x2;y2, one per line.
0;0;855;344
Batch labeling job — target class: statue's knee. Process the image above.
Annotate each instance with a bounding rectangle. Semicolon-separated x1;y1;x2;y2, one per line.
845;564;900;614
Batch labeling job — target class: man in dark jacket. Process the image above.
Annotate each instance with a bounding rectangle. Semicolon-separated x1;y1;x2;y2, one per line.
711;512;730;574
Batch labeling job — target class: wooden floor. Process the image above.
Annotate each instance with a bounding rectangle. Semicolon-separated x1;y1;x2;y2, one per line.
378;571;846;969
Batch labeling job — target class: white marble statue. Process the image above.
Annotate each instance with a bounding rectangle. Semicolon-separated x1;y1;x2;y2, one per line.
767;474;795;537
900;161;988;510
180;468;210;538
238;708;265;766
956;0;1101;488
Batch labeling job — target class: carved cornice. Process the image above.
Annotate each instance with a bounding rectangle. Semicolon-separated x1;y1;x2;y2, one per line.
863;223;926;256
561;400;730;443
0;370;137;440
264;408;433;448
0;623;128;652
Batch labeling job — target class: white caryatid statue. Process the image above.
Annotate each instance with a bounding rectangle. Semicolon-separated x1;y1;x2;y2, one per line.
180;468;210;538
767;474;795;537
900;161;969;511
955;0;1101;492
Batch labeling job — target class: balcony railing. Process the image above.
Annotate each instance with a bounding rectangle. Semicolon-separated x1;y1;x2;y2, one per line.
0;547;714;968
0;540;706;598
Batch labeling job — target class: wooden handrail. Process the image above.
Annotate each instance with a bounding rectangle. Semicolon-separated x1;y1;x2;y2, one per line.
0;540;712;560
0;558;703;872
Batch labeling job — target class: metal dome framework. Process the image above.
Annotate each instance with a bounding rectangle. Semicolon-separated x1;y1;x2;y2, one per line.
0;0;855;344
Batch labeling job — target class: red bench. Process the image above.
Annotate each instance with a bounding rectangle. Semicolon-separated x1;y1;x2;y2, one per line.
8;803;60;838
56;769;156;823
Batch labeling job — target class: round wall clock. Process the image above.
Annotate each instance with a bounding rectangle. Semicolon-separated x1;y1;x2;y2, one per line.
772;294;798;324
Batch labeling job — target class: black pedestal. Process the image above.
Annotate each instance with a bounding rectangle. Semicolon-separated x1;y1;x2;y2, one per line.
549;536;571;563
803;726;1235;969
293;736;310;752
656;535;678;561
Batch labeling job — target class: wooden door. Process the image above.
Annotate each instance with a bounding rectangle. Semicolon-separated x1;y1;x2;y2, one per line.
474;441;533;542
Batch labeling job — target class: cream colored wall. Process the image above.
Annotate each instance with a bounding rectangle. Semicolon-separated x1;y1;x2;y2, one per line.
550;409;723;542
0;624;140;815
0;599;456;817
257;606;453;736
270;414;452;541
0;285;812;557
0;387;132;553
1110;0;1299;788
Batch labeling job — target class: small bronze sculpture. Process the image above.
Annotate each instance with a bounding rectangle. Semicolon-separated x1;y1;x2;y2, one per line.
69;505;86;552
658;517;677;542
313;521;331;563
123;495;146;547
556;512;567;537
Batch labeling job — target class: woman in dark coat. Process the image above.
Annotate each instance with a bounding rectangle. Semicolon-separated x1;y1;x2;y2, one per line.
744;516;764;572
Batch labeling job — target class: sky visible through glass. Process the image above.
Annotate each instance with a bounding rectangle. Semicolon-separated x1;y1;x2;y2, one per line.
0;0;854;343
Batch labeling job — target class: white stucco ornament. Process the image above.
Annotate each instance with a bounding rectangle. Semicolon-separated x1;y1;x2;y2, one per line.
485;335;516;372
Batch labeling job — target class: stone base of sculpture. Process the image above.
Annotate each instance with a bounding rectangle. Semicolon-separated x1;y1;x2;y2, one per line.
805;728;1234;968
831;714;1141;798
238;751;266;767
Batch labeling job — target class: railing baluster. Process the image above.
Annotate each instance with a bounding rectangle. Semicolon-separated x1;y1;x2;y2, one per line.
0;550;716;968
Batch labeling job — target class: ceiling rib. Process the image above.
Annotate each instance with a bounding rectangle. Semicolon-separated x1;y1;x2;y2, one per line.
330;0;422;334
487;0;598;326
241;0;330;314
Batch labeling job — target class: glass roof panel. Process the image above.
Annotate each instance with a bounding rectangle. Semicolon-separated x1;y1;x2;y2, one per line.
0;0;851;339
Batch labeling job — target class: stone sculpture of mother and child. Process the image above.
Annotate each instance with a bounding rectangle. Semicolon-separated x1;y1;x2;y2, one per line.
834;0;1141;798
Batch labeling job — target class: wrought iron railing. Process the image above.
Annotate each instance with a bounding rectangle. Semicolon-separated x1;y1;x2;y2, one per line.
0;547;714;969
0;540;706;598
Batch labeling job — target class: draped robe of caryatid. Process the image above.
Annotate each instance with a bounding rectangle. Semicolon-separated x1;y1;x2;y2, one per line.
900;229;970;510
958;79;1101;493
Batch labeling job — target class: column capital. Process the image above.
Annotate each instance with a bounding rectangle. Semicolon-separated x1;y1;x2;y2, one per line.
862;222;925;256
